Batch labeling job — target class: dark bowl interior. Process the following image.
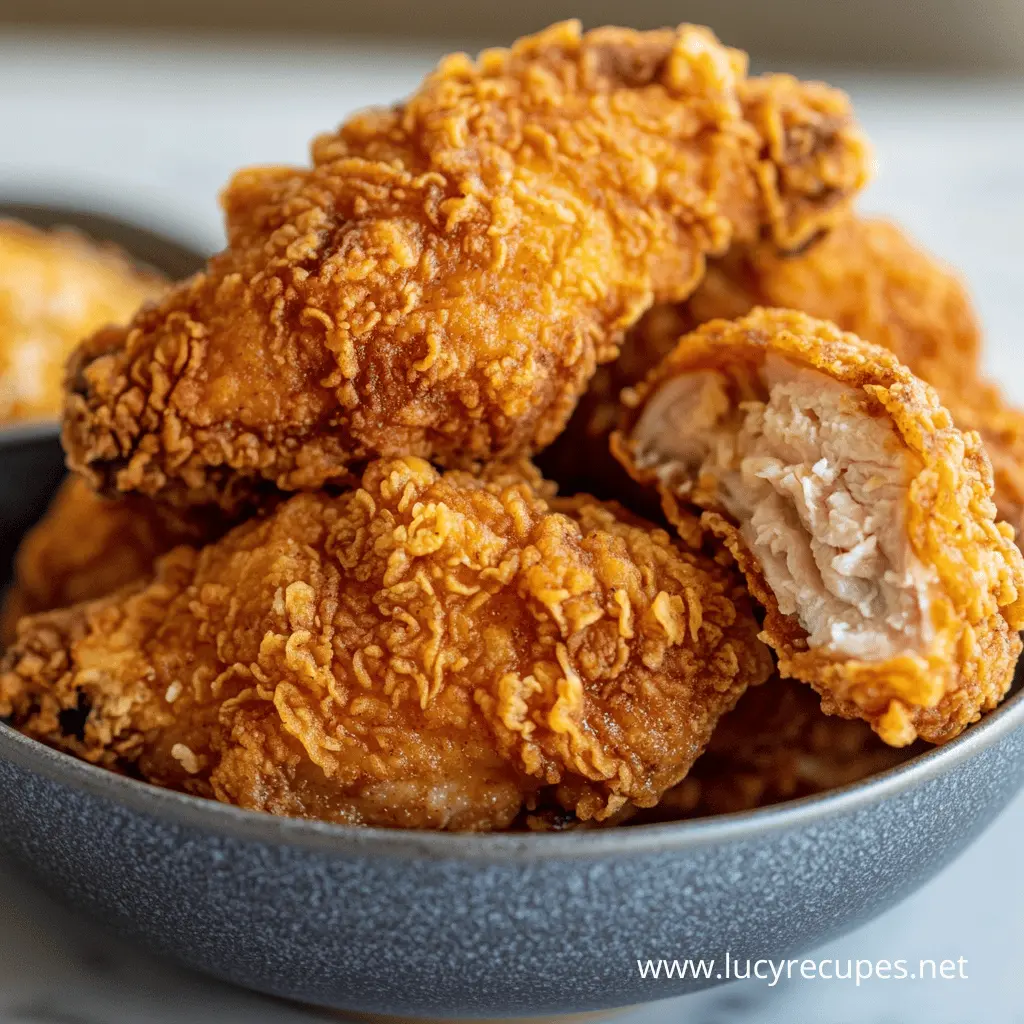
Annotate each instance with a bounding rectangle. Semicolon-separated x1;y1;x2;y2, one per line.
0;424;65;579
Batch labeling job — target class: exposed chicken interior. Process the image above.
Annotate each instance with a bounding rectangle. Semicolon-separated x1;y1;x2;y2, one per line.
630;353;939;661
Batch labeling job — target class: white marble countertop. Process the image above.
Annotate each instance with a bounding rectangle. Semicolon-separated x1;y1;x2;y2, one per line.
0;32;1023;1024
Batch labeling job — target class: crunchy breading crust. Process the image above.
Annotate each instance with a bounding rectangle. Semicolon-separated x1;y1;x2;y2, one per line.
634;676;914;819
681;218;982;385
62;21;869;512
0;476;222;645
0;456;770;830
613;308;1024;746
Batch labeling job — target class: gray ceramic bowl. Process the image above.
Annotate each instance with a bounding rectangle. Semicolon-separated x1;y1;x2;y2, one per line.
1;437;1023;1019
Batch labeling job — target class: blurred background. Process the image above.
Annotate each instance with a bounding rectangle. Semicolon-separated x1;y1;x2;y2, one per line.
4;0;1024;70
0;2;1023;1023
2;0;1022;380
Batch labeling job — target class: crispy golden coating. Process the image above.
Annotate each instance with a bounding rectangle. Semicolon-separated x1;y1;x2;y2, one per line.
636;676;914;820
541;218;987;502
0;476;219;645
614;308;1024;746
63;21;869;512
941;382;1024;541
0;456;770;830
681;217;982;384
0;221;164;423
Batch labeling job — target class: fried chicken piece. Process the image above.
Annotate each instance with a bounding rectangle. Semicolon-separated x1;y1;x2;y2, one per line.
0;476;219;645
540;218;985;503
0;456;770;831
63;21;870;512
636;676;914;820
0;221;164;423
681;217;982;384
0;459;537;642
614;309;1024;746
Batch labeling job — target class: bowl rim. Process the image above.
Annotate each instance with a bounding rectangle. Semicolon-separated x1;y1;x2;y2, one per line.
0;197;209;281
0;421;62;445
3;679;1022;863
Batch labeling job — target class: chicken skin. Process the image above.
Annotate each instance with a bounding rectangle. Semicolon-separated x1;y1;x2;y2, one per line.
63;21;870;512
0;476;218;644
0;221;164;423
614;309;1024;746
680;217;982;384
0;456;770;830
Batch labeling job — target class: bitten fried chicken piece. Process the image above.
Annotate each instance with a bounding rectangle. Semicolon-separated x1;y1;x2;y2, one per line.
677;217;1024;537
63;21;870;512
635;676;914;820
0;221;164;423
0;476;218;644
0;456;770;831
540;218;985;503
614;309;1024;746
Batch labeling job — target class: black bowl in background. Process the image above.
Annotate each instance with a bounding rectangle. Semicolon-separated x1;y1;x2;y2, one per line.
0;423;65;580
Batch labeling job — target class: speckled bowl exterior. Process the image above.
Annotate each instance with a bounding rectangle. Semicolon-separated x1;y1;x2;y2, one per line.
1;438;1023;1020
2;708;1023;1018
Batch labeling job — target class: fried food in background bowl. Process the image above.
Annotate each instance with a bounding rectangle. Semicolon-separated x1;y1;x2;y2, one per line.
0;220;165;424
